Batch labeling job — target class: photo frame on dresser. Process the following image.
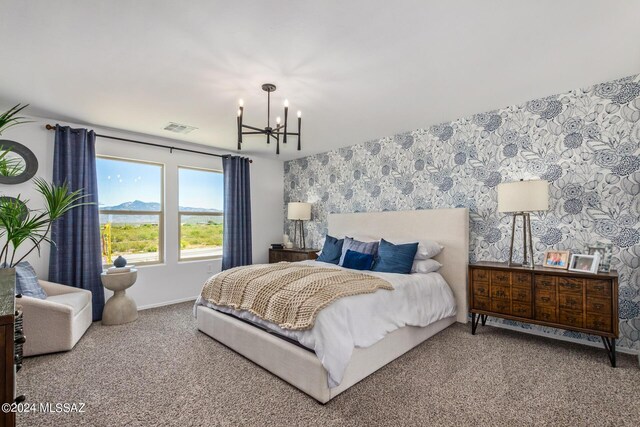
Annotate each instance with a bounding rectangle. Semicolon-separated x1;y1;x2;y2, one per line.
542;250;570;269
568;253;600;274
586;243;613;273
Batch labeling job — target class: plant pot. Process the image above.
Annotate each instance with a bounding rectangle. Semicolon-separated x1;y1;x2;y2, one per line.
0;267;16;296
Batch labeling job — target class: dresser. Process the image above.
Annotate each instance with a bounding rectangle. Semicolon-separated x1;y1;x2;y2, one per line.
0;273;17;427
268;248;319;263
468;261;619;366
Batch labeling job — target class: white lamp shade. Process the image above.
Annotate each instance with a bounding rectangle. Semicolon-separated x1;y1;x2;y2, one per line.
288;202;312;220
497;180;549;213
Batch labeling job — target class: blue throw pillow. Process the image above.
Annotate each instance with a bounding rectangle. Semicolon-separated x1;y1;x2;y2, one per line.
339;237;379;266
14;261;47;299
317;235;344;264
372;239;419;274
342;250;375;271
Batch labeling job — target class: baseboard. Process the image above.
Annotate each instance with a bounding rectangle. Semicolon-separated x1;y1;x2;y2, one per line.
485;320;639;356
138;296;197;311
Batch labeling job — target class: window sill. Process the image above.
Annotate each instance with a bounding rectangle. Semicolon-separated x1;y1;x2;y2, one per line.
178;256;222;264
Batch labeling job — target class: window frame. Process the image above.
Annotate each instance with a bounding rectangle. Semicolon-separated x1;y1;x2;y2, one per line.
177;165;224;262
97;155;165;267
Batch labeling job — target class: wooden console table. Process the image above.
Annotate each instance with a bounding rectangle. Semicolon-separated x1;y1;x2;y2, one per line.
468;261;619;366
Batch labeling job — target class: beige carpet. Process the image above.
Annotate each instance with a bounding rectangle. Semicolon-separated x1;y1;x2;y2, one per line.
19;302;640;427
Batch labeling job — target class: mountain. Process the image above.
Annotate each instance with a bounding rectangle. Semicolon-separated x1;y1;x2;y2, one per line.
102;200;221;213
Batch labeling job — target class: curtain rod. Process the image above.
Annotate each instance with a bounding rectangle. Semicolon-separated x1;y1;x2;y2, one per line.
44;124;252;163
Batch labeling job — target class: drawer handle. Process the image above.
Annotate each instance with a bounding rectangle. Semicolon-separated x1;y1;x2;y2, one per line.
541;297;550;303
594;286;604;292
594;303;603;310
593;320;604;328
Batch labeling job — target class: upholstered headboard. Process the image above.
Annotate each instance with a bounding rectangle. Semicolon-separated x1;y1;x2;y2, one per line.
328;208;469;323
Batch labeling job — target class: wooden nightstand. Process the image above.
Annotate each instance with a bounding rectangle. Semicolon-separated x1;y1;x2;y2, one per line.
269;248;319;263
469;261;619;366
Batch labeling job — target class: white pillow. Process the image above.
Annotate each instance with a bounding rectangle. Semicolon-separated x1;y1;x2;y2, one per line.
389;239;443;259
411;258;442;274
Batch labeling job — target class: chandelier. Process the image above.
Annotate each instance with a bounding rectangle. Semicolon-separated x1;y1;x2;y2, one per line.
236;83;302;155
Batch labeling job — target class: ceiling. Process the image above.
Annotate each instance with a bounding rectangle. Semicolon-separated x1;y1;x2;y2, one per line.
1;1;639;160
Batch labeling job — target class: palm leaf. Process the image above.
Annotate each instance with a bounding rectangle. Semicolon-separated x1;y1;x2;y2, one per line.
0;104;31;135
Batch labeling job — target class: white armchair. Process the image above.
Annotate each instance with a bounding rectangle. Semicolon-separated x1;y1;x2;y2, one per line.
18;280;93;357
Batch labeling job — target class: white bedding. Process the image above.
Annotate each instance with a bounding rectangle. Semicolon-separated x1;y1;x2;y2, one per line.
194;260;457;387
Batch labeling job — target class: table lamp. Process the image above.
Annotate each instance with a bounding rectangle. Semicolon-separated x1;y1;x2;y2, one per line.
497;179;549;268
287;202;311;249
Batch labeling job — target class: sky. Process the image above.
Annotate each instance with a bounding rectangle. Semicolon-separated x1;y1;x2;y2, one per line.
96;158;223;210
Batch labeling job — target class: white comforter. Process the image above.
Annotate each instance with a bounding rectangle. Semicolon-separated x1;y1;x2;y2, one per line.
194;260;457;387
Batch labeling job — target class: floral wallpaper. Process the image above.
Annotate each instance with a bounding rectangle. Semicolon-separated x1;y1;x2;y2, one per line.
284;74;640;351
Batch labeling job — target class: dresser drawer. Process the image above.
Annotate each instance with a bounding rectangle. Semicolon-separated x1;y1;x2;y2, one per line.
473;281;489;298
535;289;555;307
269;252;284;263
513;272;531;288
512;302;532;318
490;299;511;315
289;252;311;262
512;286;531;303
558;293;583;311
472;269;489;283
535;275;556;291
491;270;510;286
586;297;612;315
559;309;584;328
558;277;583;294
490;285;510;300
473;296;490;311
586;314;612;333
535;306;557;323
586;280;612;298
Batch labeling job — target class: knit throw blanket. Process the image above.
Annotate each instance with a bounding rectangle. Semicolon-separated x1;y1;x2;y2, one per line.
200;263;394;331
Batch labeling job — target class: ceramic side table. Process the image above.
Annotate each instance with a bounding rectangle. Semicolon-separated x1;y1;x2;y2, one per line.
101;269;138;325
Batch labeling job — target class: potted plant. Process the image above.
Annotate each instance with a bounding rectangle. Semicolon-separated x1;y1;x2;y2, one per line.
0;104;87;294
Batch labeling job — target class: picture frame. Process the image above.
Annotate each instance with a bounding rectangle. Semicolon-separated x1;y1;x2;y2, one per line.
568;253;600;274
542;250;571;269
586;243;613;273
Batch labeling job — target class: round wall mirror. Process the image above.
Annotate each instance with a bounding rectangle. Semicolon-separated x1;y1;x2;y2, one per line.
0;139;38;184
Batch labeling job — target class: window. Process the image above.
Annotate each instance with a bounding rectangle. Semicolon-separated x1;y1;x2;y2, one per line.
178;166;223;260
97;157;164;265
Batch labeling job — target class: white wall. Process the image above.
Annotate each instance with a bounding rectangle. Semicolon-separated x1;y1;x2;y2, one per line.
0;114;283;309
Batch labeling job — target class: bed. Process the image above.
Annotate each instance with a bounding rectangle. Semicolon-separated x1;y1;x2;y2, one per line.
195;208;469;403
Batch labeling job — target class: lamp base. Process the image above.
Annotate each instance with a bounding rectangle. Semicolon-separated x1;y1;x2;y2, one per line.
508;212;536;269
292;219;306;249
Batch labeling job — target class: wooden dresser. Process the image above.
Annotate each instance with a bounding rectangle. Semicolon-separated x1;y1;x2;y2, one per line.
269;248;319;263
468;261;619;366
0;273;17;427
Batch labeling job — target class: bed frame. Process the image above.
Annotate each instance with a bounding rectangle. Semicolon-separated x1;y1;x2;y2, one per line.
197;208;469;403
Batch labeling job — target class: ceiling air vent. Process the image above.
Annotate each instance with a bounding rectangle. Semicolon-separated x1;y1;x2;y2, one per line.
163;122;198;134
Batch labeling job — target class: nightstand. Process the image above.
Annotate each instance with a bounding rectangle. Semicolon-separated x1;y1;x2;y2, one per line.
269;248;319;263
469;261;619;366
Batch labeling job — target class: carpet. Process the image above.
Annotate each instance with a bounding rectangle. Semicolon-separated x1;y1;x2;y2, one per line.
18;302;640;426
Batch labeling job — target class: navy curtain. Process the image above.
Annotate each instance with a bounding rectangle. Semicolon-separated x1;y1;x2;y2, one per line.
49;125;104;321
222;156;252;270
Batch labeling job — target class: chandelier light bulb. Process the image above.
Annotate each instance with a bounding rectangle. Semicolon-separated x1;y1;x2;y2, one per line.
239;99;244;107
237;109;241;117
297;111;302;118
284;99;289;107
276;116;281;124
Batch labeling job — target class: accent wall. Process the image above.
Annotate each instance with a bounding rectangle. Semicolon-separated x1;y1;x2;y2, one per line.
284;74;640;351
